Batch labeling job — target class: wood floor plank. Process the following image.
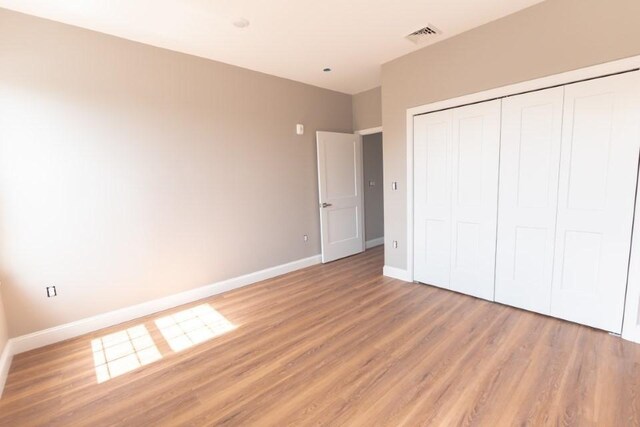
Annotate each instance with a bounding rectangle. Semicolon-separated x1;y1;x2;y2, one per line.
1;246;639;426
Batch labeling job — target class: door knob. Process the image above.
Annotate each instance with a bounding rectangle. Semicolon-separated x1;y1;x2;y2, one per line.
321;202;333;208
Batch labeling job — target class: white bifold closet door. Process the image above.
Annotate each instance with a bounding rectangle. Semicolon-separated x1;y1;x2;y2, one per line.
414;109;453;287
550;72;640;333
414;100;501;300
494;87;565;315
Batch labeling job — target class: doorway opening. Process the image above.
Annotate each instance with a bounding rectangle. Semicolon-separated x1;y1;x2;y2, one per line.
362;132;384;251
315;129;383;263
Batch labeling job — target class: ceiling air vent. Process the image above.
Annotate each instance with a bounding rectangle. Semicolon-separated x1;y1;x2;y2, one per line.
406;25;441;44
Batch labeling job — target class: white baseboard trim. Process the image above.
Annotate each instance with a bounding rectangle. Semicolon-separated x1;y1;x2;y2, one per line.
9;254;322;356
365;237;384;249
383;265;412;282
0;340;13;399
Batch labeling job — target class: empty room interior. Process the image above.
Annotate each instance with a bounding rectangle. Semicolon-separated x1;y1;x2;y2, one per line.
2;0;640;425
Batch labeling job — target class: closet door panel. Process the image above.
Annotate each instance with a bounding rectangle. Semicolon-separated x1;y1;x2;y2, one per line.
495;87;564;314
449;100;501;300
551;71;640;333
413;110;453;288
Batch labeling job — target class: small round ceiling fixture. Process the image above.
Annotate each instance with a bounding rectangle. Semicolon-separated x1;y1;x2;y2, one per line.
323;67;332;72
233;18;250;28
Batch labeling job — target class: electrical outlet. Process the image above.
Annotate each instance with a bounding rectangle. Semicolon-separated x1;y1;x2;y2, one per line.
303;234;309;242
46;286;57;298
393;240;398;249
369;180;375;187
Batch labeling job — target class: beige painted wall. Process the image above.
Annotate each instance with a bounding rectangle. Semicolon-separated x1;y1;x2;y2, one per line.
381;0;640;270
0;9;352;337
363;133;384;242
352;87;382;131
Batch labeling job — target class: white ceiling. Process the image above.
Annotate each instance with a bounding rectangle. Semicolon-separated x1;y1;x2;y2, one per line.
0;0;545;94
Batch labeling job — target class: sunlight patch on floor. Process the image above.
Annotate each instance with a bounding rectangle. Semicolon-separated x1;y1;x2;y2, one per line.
91;324;162;383
154;304;236;352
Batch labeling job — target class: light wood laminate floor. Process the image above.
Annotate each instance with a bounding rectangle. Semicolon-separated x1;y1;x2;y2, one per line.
1;246;639;426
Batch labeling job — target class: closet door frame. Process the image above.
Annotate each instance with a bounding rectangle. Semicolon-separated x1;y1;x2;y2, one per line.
403;54;640;343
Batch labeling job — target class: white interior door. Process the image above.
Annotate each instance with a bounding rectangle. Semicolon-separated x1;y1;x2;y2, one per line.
413;100;500;300
414;109;453;287
316;131;365;263
551;71;640;333
495;87;564;314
